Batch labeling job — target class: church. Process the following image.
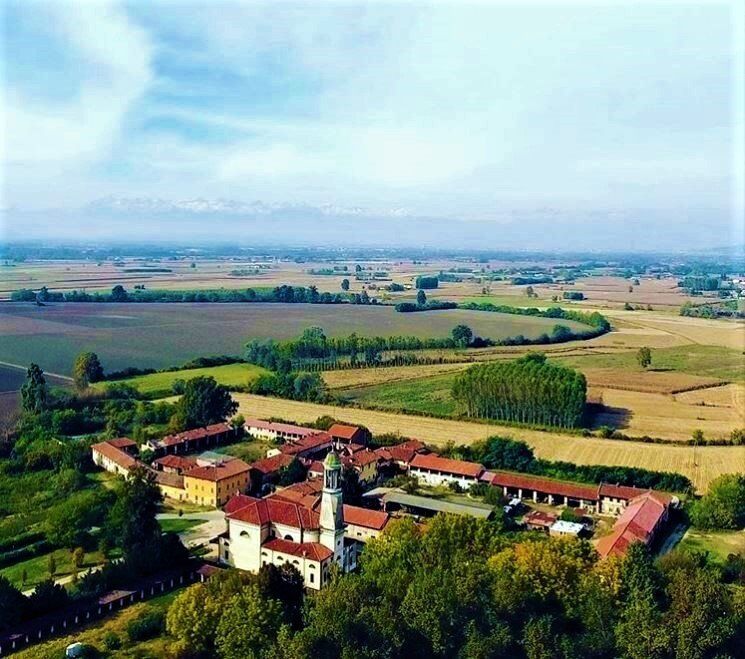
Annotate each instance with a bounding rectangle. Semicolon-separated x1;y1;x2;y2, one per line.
217;449;385;590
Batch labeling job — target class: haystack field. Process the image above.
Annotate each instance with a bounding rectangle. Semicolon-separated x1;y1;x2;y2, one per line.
233;393;745;492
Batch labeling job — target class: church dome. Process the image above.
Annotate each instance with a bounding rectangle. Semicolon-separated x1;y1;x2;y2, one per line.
324;451;341;470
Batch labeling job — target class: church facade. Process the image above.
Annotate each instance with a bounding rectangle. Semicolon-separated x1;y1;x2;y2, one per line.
218;450;361;590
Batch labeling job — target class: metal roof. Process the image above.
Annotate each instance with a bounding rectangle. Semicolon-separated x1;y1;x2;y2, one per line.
382;491;494;519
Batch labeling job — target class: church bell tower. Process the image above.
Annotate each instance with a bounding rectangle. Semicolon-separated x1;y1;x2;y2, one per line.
320;449;345;562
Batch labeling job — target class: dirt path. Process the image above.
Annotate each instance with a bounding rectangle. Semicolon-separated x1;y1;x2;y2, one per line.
234;394;745;492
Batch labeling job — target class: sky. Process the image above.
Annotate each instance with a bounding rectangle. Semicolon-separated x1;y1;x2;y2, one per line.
1;0;743;250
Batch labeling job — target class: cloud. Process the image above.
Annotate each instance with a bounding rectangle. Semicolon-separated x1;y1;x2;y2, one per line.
4;0;153;164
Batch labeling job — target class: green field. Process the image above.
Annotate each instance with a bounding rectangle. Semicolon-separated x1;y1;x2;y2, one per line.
0;547;107;590
338;372;458;417
104;362;270;397
0;301;592;376
556;344;745;382
677;528;745;562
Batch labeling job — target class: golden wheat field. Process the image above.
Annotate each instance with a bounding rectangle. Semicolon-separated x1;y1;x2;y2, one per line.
233;393;745;492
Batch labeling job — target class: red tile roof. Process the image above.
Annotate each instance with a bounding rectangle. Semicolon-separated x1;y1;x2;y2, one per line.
596;492;670;559
329;423;364;441
262;538;332;562
271;480;323;510
185;458;250;482
154;471;185;489
599;483;647;501
410;453;484;479
490;471;600;501
343;505;389;531
107;437;137;450
153;455;197;471
342;450;379;469
226;495;320;529
161;423;232;447
224;494;257;514
375;440;428;465
91;441;140;470
250;453;294;475
280;432;333;456
524;510;557;528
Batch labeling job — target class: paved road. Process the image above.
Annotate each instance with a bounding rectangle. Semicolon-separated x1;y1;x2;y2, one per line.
157;510;225;559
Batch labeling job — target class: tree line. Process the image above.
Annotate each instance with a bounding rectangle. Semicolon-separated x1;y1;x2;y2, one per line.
452;354;587;429
158;513;744;658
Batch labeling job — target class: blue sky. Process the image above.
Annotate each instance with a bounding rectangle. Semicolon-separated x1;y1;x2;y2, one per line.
2;0;743;248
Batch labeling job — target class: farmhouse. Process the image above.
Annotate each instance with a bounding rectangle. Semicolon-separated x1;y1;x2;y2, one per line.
152;454;197;475
596;491;672;559
409;453;485;490
244;418;317;443
523;510;557;532
219;452;356;590
248;453;296;492
373;439;428;470
266;432;334;460
91;439;141;476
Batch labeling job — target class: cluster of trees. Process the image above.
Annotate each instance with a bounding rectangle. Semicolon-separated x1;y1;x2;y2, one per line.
690;474;745;530
394;300;458;313
0;468;188;634
11;284;379;306
562;291;585;300
452;354;587;428
679;275;722;292
414;275;439;289
511;275;553;285
162;514;745;658
248;371;327;403
454;435;693;493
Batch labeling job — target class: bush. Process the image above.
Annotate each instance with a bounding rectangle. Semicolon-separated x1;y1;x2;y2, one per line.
126;607;165;642
103;631;122;651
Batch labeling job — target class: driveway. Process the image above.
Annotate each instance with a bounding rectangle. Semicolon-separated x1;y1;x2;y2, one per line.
157;510;226;559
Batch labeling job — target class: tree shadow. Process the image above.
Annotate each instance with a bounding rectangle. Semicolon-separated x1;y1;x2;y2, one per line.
585;402;633;430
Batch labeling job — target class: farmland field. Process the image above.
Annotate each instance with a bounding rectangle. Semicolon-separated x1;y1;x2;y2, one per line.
677;528;745;563
0;301;591;376
231;393;745;492
101;362;270;398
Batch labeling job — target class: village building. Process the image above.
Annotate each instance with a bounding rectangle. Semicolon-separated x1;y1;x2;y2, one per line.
549;520;585;538
248;453;296;492
146;423;237;456
265;432;333;460
408;453;485;490
183;456;250;507
596;491;673;559
152;454;197;475
328;423;369;446
373;439;428;470
523;510;557;532
243;418;318;443
91;439;141;476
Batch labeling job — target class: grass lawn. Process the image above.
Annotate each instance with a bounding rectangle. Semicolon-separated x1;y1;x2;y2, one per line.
158;517;208;534
159;499;213;515
12;591;180;659
213;437;273;462
100;362;270;398
1;548;107;590
677;528;745;563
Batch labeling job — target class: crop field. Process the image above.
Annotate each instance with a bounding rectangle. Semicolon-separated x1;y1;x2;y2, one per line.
101;363;269;398
580;368;723;394
0;301;591;376
677;529;745;562
232;394;745;492
322;362;471;390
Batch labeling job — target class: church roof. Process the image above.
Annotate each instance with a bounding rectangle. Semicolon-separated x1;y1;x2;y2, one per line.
262;538;333;562
225;494;320;530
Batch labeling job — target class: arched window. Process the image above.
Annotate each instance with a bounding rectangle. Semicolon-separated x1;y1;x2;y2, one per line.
284;534;294;541
240;530;250;538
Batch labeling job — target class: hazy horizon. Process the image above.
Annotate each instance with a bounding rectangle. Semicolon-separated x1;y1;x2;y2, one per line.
2;1;744;250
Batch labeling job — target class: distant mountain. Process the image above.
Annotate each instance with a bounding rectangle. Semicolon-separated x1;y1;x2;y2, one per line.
86;196;412;219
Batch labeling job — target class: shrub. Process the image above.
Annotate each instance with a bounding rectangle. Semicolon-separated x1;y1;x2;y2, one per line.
126;607;165;642
103;631;122;651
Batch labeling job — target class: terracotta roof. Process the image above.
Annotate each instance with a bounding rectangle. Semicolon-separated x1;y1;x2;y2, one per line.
107;437;137;450
410;453;484;479
91;441;139;470
224;494;257;514
328;423;364;440
596;491;669;559
599;483;647;500
280;432;332;456
491;471;599;501
154;471;185;489
250;453;294;475
271;480;323;510
244;418;316;437
308;460;325;475
185;458;249;482
342;450;379;469
343;504;389;530
375;440;428;465
524;510;557;527
226;495;320;529
161;423;232;447
153;455;197;471
262;538;332;562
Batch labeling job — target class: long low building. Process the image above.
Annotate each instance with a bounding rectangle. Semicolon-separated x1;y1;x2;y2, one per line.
408;453;485;490
596;491;672;558
244;418;318;443
148;423;237;456
91;438;141;476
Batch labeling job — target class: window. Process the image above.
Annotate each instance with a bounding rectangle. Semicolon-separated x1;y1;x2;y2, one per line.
310;573;314;584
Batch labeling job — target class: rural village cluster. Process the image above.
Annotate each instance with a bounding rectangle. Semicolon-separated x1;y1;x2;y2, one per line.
92;416;676;591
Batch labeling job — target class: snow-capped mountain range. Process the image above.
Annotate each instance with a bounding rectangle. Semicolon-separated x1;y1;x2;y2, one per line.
87;196;412;218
